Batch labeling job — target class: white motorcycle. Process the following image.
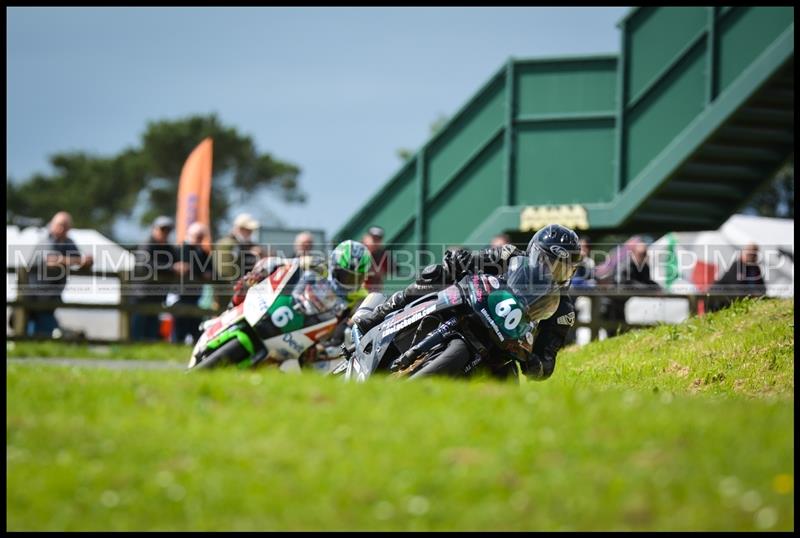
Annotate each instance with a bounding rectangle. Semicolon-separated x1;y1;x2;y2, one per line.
187;258;349;374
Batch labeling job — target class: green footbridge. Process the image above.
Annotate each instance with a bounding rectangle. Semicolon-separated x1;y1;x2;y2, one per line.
334;7;794;255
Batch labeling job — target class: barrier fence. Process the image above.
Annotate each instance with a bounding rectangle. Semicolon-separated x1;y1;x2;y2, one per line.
5;265;724;345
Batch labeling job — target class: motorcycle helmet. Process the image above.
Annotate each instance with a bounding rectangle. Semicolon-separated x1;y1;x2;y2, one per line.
329;240;373;292
526;224;581;287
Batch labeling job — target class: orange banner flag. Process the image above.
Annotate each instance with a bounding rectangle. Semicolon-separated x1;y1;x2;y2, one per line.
175;137;213;251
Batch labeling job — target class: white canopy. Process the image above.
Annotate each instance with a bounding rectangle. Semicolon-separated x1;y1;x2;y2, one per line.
648;214;794;297
6;225;136;272
6;225;136;306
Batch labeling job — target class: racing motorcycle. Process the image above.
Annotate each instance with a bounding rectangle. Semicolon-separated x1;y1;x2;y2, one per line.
334;257;561;381
187;258;349;373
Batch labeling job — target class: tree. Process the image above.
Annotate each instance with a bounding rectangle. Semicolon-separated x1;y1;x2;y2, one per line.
742;161;794;218
138;115;304;233
6;113;304;239
7;149;148;237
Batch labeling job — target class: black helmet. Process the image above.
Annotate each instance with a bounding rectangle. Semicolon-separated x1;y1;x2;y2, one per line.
526;224;581;286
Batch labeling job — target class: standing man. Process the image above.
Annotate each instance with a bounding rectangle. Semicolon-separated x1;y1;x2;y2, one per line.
572;236;596;289
174;222;213;344
293;231;315;258
598;236;659;337
213;213;261;304
130;216;187;341
490;233;512;248
25;211;93;337
362;226;390;293
707;243;766;312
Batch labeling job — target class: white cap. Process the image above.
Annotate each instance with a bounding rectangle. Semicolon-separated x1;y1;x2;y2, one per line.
233;213;259;230
153;216;175;230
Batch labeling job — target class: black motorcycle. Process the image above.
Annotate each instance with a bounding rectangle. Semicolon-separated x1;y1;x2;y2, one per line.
335;257;561;381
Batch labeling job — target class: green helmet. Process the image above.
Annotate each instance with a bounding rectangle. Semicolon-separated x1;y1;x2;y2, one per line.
329;240;372;291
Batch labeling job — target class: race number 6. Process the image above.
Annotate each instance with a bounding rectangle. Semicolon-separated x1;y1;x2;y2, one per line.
271;305;295;328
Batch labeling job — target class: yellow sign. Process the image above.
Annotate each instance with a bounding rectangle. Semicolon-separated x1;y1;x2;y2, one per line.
520;204;589;232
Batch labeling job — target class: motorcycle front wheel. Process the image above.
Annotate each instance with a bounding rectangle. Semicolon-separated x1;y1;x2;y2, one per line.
193;338;252;370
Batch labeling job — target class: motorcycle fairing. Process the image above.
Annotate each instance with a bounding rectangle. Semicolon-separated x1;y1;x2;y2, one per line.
260;317;340;362
347;287;464;380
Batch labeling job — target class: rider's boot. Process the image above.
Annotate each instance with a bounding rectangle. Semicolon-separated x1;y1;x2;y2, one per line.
352;264;451;334
352;289;409;334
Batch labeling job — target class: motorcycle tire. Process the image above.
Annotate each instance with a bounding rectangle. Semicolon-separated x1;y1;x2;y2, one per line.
194;338;252;370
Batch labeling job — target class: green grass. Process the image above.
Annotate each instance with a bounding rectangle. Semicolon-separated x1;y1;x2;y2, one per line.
6;298;794;531
557;296;794;399
6;340;190;362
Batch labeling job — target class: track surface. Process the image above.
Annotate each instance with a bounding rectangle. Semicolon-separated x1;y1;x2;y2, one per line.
7;358;184;370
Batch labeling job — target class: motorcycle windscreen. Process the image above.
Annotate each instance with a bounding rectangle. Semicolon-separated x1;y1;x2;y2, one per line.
506;255;560;322
348;327;387;381
290;270;343;317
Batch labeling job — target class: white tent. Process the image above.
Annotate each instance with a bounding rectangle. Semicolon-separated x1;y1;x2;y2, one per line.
6;225;136;273
7;225;136;305
648;214;794;298
572;215;794;345
7;226;136;338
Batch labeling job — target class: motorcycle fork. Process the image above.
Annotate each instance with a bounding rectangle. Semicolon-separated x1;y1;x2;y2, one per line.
393;318;460;377
457;324;491;376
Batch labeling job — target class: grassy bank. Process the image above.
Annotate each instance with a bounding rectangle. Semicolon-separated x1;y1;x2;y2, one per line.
556;297;794;399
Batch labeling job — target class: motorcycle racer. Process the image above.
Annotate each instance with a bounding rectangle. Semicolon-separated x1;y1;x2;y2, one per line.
229;239;373;367
352;224;581;381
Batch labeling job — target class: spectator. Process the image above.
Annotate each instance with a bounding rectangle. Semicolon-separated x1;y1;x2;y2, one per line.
707;243;766;312
362;226;390;293
598;236;659;337
571;236;596;289
25;211;93;337
213;213;261;303
174;222;213;344
563;236;595;345
293;231;315;257
129;216;187;341
490;233;511;248
622;238;658;288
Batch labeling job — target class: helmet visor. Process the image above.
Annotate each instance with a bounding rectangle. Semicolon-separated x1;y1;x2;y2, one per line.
530;248;577;286
506;256;561;322
333;266;366;290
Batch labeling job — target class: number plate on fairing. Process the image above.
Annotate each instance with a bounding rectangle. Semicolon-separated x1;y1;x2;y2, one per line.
463;275;532;345
245;282;306;334
487;290;527;339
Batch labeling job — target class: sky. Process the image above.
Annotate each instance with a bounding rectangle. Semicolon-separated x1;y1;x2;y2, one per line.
7;6;630;242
